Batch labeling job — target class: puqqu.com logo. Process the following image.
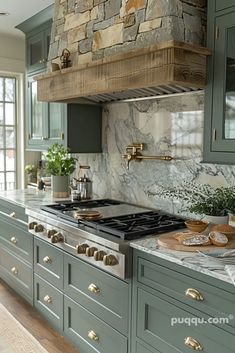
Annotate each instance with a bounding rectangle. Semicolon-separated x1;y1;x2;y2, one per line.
171;314;234;326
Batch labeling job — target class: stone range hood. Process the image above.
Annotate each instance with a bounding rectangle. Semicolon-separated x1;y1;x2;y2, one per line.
36;40;210;103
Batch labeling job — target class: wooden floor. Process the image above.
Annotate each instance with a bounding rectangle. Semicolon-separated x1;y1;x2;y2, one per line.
0;279;80;353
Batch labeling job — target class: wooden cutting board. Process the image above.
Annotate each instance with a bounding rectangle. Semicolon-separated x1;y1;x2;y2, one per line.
157;233;235;252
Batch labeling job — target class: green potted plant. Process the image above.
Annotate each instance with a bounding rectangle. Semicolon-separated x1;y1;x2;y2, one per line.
25;164;37;184
44;143;77;198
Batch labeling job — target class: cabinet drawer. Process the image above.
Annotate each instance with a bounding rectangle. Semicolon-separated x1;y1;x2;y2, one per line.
137;288;235;353
34;274;63;332
64;253;129;335
0;246;32;303
138;256;235;330
136;342;160;353
64;296;127;353
34;238;63;290
0;199;27;223
0;218;33;263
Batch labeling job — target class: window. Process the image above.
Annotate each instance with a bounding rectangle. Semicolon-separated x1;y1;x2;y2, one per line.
0;76;16;190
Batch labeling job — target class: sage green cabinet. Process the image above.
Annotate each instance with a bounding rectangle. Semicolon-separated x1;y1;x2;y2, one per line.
204;1;235;163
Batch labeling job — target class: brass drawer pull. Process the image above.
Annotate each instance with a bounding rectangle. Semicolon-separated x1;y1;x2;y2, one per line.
88;330;99;341
11;267;18;276
43;295;52;304
88;283;100;294
185;288;204;301
9;212;16;218
43;256;52;264
184;337;203;351
10;237;17;245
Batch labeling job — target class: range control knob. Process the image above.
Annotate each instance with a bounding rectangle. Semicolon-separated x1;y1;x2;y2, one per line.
85;247;98;257
76;243;89;254
51;232;64;243
28;221;37;230
34;224;44;233
94;250;107;261
47;229;57;238
103;254;119;266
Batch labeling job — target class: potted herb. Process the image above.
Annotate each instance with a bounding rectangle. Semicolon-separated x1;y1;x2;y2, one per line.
44;143;77;198
25;164;37;184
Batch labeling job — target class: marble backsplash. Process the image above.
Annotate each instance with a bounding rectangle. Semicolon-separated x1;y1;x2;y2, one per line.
73;92;235;216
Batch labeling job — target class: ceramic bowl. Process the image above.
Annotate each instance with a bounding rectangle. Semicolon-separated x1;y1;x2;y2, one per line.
185;219;209;233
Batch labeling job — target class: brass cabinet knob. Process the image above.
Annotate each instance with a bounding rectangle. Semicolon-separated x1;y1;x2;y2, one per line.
43;256;52;264
85;247;98;257
103;254;119;266
184;337;203;351
43;295;52;304
185;288;204;301
9;212;16;218
11;267;18;276
10;237;17;245
88;283;100;294
51;232;64;243
34;224;44;233
76;243;89;254
94;250;107;261
28;221;37;230
88;330;99;341
47;229;57;238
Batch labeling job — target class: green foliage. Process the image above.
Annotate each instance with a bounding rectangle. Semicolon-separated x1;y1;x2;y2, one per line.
44;143;76;176
25;164;36;174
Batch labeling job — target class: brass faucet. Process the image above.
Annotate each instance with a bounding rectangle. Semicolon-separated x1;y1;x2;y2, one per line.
122;143;173;170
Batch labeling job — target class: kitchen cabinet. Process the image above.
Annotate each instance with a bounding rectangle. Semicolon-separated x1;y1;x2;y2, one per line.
204;0;235;163
131;250;235;353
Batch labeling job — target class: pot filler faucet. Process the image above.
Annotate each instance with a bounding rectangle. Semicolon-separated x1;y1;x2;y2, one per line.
122;143;173;170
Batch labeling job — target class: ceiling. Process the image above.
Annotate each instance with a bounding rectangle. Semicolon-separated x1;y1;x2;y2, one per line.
0;0;54;37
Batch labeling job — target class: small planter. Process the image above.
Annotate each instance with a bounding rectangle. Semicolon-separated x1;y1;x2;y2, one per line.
203;215;229;224
51;175;69;198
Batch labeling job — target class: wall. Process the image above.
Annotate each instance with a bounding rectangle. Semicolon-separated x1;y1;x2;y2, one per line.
74;92;235;216
0;34;25;73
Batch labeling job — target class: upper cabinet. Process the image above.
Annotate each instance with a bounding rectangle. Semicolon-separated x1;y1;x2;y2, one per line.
204;0;235;163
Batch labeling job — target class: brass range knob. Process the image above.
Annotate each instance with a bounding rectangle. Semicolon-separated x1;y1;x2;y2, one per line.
51;232;64;243
185;288;204;301
184;337;203;351
47;229;57;238
94;250;107;261
86;247;98;257
11;267;18;276
34;224;44;233
10;237;17;245
28;221;37;230
43;256;52;264
76;243;89;254
88;330;99;341
103;254;119;266
43;295;52;304
88;283;100;294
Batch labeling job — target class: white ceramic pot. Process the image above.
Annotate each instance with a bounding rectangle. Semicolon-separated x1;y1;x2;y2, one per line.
203;214;229;224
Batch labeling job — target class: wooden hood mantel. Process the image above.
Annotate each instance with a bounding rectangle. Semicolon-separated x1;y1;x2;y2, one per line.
36;41;211;104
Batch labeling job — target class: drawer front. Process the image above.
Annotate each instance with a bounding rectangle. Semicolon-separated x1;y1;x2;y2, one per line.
64;296;127;353
136;342;160;353
34;274;63;332
138;256;235;330
34;238;63;290
0;218;33;263
0;246;32;302
64;253;129;335
137;288;235;353
0;199;27;223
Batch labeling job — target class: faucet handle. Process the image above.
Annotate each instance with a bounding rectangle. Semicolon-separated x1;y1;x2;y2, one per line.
126;143;144;154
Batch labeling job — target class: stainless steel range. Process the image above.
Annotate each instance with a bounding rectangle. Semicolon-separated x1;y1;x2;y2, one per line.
26;199;186;279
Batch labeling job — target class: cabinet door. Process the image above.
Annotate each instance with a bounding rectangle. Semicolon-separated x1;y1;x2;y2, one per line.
216;0;235;12
47;103;65;143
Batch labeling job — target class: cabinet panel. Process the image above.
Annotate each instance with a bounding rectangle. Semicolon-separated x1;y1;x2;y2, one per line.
216;0;235;12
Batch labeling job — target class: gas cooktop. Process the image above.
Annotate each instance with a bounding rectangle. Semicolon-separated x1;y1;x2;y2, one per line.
41;199;186;240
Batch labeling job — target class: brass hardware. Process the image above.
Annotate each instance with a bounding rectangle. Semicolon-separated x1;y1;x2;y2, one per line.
94;250;107;261
47;229;57;238
185;288;204;301
28;221;37;230
76;243;89;254
86;247;98;257
184;337;203;351
212;128;216;141
88;330;99;341
122;143;173;170
9;212;16;218
60;132;64;140
51;232;64;243
103;254;119;266
11;267;18;276
43;256;52;264
43;295;52;304
39;58;46;64
10;237;17;245
88;283;100;294
34;224;44;233
215;26;219;39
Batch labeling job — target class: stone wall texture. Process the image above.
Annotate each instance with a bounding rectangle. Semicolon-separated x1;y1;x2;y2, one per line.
48;0;206;69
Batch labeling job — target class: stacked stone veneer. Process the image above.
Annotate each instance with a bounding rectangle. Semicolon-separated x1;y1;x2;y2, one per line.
48;0;206;69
